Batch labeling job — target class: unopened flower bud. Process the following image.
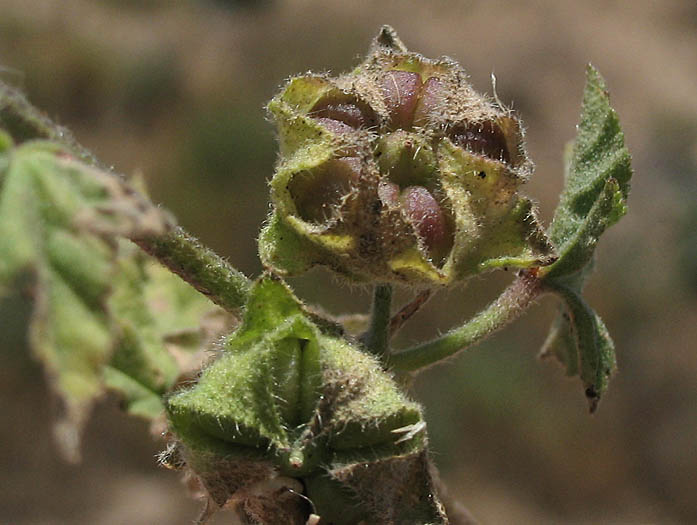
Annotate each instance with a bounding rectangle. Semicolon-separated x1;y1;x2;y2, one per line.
380;70;423;129
311;94;377;130
165;276;445;522
401;185;452;263
260;26;555;285
412;76;444;127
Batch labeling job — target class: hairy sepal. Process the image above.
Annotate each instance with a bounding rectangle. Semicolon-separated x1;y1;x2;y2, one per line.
261;26;555;287
165;275;446;523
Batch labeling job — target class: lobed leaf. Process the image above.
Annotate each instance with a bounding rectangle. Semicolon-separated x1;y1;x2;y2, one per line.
539;66;632;410
543;65;632;277
105;242;234;420
540;270;616;412
0;137;222;457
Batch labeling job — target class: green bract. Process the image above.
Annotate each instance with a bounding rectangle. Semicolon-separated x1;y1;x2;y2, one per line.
165;276;447;523
260;26;555;285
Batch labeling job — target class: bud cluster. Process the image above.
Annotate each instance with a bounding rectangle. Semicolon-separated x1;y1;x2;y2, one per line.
260;26;554;285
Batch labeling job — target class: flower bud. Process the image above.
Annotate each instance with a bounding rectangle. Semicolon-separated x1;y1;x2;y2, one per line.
165;276;446;521
260;26;555;285
401;185;452;263
380;70;422;129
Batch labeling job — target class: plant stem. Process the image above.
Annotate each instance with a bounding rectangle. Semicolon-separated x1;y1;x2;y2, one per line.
361;283;393;361
133;229;251;312
1;80;252;311
390;289;432;337
0;81;96;164
389;273;545;372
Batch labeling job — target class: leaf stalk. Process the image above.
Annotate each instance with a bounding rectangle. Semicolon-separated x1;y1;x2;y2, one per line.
390;272;545;372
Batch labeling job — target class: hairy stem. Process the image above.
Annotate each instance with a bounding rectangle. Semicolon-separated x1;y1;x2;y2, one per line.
0;81;95;164
389;273;545;372
133;229;250;312
361;283;393;361
1;80;251;311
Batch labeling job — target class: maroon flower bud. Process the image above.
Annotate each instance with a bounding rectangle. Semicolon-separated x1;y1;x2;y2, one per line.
449;120;510;164
400;186;452;262
412;76;444;128
314;117;355;135
310;95;377;130
378;180;400;208
380;70;423;130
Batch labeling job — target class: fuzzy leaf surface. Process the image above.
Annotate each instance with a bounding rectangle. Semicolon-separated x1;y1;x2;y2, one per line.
540;270;617;412
0;137;183;457
544;65;632;277
540;66;632;410
105;243;231;420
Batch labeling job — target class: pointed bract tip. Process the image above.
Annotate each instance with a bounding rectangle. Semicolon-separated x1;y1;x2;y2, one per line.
375;25;408;53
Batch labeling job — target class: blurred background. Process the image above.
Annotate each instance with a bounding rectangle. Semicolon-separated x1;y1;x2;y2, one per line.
1;0;696;523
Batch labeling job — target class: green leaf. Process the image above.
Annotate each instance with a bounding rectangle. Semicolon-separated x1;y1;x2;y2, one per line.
539;66;632;410
104;242;233;420
543;66;632;278
541;271;616;412
0;139;172;459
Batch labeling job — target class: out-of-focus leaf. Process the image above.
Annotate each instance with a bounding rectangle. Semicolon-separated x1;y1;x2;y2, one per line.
105;242;236;420
0;138;171;459
1;79;242;458
539;66;632;411
0;82;95;164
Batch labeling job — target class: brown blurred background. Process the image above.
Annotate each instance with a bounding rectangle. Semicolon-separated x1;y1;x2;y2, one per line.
1;1;696;523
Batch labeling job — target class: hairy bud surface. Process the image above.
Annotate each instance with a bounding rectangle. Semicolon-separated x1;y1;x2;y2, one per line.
260;26;555;285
